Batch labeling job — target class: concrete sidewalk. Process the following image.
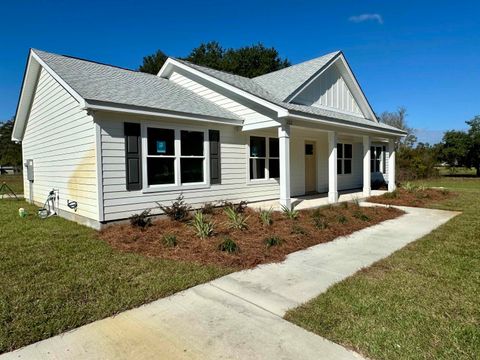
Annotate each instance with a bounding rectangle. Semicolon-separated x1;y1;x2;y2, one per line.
1;205;459;360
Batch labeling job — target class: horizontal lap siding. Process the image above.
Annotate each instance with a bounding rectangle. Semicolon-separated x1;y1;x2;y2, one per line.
22;68;98;220
100;119;279;221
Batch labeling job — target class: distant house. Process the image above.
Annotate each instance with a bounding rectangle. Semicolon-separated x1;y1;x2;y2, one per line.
12;49;405;229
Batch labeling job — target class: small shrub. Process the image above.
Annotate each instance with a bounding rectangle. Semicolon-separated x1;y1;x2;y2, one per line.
281;204;299;220
265;235;282;247
353;210;370;222
313;217;328;230
191;211;214;239
130;209;152;229
218;237;239;253
291;224;308;235
338;215;348;224
340;201;349;209
259;208;273;226
157;194;191;221
221;200;247;214
162;233;177;247
200;202;215;214
402;182;417;192
224;206;249;230
383;190;398;199
440;188;450;196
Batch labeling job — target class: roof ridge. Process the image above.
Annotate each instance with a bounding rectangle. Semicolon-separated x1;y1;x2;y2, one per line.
174;58;254;80
253;50;341;79
31;48;151;76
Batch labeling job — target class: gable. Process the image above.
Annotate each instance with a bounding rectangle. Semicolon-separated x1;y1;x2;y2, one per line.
291;63;364;117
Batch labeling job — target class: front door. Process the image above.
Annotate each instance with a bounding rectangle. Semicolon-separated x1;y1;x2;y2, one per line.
305;142;316;194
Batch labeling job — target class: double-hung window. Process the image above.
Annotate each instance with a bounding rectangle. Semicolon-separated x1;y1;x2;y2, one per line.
249;136;280;180
370;146;385;173
337;143;352;175
146;127;205;187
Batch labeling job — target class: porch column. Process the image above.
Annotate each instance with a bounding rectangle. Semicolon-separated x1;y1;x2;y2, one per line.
388;138;396;191
278;125;291;208
328;131;338;203
363;135;371;197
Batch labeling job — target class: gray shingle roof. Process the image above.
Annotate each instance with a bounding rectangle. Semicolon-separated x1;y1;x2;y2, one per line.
32;49;241;121
174;58;405;134
253;51;340;101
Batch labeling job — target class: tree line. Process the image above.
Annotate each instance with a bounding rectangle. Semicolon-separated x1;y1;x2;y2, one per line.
380;109;480;179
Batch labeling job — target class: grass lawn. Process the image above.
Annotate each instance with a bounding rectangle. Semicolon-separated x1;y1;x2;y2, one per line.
0;174;23;195
285;177;480;360
0;200;232;354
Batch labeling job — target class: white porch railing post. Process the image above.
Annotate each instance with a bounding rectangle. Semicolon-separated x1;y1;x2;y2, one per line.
278;125;291;208
328;131;338;203
363;135;371;197
388;138;396;192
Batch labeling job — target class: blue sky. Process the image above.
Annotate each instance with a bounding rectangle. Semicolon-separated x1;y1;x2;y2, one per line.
1;0;478;143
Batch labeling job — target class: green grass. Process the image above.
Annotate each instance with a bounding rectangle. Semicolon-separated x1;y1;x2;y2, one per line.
0;174;23;195
436;166;476;177
285;177;480;360
0;200;232;353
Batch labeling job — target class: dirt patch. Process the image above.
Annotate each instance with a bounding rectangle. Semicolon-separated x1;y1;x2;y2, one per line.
368;188;453;207
100;204;403;270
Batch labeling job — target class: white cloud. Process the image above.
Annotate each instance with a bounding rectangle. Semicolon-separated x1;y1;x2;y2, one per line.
349;14;383;24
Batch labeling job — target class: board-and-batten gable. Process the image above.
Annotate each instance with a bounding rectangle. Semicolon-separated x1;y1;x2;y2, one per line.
166;67;280;130
291;62;365;117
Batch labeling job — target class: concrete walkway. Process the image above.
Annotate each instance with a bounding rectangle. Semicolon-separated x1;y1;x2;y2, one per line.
1;205;459;360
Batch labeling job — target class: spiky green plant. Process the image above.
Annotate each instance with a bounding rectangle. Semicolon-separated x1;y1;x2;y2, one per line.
162;233;177;247
224;206;249;230
218;236;239;253
281;204;299;220
264;235;282;248
259;208;273;226
191;211;214;239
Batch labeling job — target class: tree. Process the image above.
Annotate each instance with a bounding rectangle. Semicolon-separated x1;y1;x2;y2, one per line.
138;42;290;77
0;119;22;167
138;50;168;75
466;115;480;176
440;130;471;168
378;107;417;148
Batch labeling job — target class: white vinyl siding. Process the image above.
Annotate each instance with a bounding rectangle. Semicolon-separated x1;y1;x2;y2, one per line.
169;70;279;130
99;114;279;221
293;64;364;117
22;68;98;220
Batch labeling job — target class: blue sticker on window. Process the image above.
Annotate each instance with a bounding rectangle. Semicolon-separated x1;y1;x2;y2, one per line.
156;140;166;154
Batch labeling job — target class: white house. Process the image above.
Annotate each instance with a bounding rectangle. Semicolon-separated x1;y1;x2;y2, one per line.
12;49;405;229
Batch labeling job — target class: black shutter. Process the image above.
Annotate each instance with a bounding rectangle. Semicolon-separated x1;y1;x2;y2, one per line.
209;130;221;184
124;123;142;191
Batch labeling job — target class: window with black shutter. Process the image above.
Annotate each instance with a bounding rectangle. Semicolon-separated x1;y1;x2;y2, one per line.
209;130;221;184
124;123;142;191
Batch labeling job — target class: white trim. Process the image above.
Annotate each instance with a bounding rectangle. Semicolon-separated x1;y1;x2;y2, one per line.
84;101;243;126
363;135;371;197
278;125;291;208
159;58;289;118
31;50;84;104
289;113;406;137
94;118;105;222
140;121;210;193
388;139;396;191
328;131;338;203
246;135;280;184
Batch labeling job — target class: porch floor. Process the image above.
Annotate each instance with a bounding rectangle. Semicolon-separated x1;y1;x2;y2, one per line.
249;189;387;211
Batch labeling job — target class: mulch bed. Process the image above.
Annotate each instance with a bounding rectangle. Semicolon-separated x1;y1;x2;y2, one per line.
367;188;453;207
100;204;404;269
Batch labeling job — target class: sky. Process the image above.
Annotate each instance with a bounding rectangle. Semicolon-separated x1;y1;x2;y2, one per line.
1;0;479;144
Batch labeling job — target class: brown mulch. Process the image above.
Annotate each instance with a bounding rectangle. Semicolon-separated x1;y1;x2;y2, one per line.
100;204;404;270
367;188;453;208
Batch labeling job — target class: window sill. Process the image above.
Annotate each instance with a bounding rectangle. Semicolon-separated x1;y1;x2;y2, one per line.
247;178;279;186
142;183;210;194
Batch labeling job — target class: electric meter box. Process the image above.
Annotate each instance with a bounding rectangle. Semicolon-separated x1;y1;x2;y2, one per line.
25;159;34;181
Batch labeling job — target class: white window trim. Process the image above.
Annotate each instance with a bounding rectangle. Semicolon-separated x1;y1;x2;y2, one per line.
337;143;353;176
246;135;280;184
370;145;385;174
141;122;210;193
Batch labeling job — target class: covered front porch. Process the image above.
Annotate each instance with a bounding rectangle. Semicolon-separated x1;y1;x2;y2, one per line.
246;120;399;209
